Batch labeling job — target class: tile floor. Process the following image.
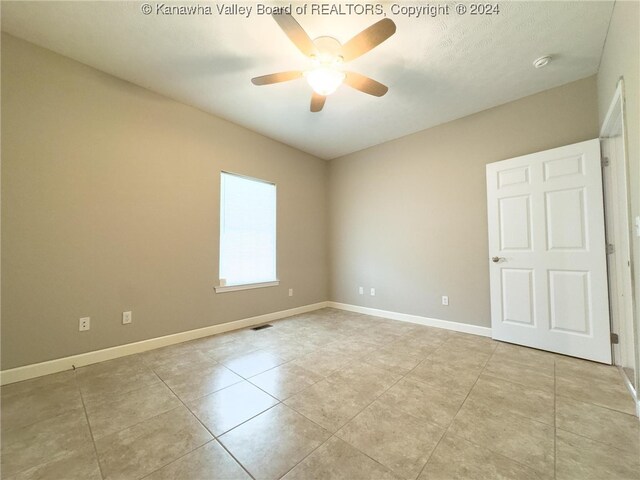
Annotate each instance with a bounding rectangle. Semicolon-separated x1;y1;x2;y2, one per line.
1;308;638;480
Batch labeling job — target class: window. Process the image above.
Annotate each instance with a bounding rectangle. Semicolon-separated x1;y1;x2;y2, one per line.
216;172;277;292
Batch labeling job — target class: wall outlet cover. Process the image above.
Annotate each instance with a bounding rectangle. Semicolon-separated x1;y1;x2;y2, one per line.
79;317;90;331
122;311;132;325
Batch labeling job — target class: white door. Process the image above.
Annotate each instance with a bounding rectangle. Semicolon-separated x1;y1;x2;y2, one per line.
486;139;611;363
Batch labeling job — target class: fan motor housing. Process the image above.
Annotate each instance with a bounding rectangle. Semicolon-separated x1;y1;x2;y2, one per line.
313;36;343;58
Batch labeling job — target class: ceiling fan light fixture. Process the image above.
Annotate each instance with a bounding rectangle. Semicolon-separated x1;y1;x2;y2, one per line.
304;67;345;96
304;54;345;96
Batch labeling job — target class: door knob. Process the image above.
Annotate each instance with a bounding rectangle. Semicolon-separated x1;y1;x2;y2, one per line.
492;256;504;263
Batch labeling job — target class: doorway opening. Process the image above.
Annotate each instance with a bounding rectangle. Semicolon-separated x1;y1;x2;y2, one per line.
600;78;638;396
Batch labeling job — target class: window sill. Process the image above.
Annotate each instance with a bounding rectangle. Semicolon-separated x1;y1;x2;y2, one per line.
214;280;280;293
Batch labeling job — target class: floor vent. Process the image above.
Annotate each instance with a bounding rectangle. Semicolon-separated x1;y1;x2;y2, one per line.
251;324;273;331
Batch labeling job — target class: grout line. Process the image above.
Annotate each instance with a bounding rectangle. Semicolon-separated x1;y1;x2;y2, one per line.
275;328;481;478
137;439;218;480
413;343;496;479
275;433;335;479
554;426;640;456
554;391;638;417
273;344;413;478
154;372;261;480
75;370;107;480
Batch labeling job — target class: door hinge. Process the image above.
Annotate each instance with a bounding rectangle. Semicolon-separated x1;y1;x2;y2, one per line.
611;332;619;344
607;244;615;254
601;157;610;167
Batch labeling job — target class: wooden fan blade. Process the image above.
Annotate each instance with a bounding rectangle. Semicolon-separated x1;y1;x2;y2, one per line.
273;14;318;57
341;19;396;62
310;92;326;112
251;71;303;85
344;72;388;97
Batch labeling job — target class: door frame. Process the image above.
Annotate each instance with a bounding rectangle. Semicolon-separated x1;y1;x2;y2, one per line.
599;77;638;401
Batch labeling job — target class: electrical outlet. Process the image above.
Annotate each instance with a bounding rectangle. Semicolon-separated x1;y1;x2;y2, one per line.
79;317;90;331
442;296;449;306
358;286;364;295
370;288;376;296
122;311;132;325
288;288;293;297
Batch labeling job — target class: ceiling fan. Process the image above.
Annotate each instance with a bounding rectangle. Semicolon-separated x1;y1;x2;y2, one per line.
251;15;396;112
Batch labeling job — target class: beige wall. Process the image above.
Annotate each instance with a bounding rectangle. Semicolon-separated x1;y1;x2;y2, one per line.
329;77;599;327
1;34;329;369
597;1;640;389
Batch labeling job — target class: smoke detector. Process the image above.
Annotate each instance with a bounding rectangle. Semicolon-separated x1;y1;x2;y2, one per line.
533;55;552;69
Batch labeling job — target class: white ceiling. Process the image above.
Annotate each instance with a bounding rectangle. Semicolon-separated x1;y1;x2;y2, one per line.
2;1;614;159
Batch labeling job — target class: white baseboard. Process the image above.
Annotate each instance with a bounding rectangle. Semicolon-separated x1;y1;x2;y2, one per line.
327;302;492;338
0;301;328;386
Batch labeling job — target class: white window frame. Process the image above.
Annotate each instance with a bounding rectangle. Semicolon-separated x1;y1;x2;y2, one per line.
215;171;278;293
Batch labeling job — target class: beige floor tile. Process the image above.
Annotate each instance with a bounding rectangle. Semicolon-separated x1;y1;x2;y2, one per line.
419;433;547;480
467;375;554;425
323;339;379;358
95;406;212;480
282;436;400;480
259;340;318;362
84;382;181;439
556;396;640;454
1;371;83;432
448;400;554;477
219;404;330;480
221;349;288;378
76;358;161;401
362;347;423;375
483;356;554;393
556;356;624;383
555;370;636;415
162;363;243;402
376;378;466;427
491;342;556;368
143;348;218;379
285;379;375;432
291;350;357;377
204;340;262;363
249;363;322;400
187;381;278;435
326;362;402;397
298;331;350;348
5;449;102;480
443;333;498;355
191;331;252;350
144;440;250;480
407;357;483;397
336;400;445;479
406;325;451;341
556;428;640;480
386;336;443;358
1;408;94;478
75;355;141;379
0;371;75;398
432;342;493;368
355;330;404;347
139;341;201;364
